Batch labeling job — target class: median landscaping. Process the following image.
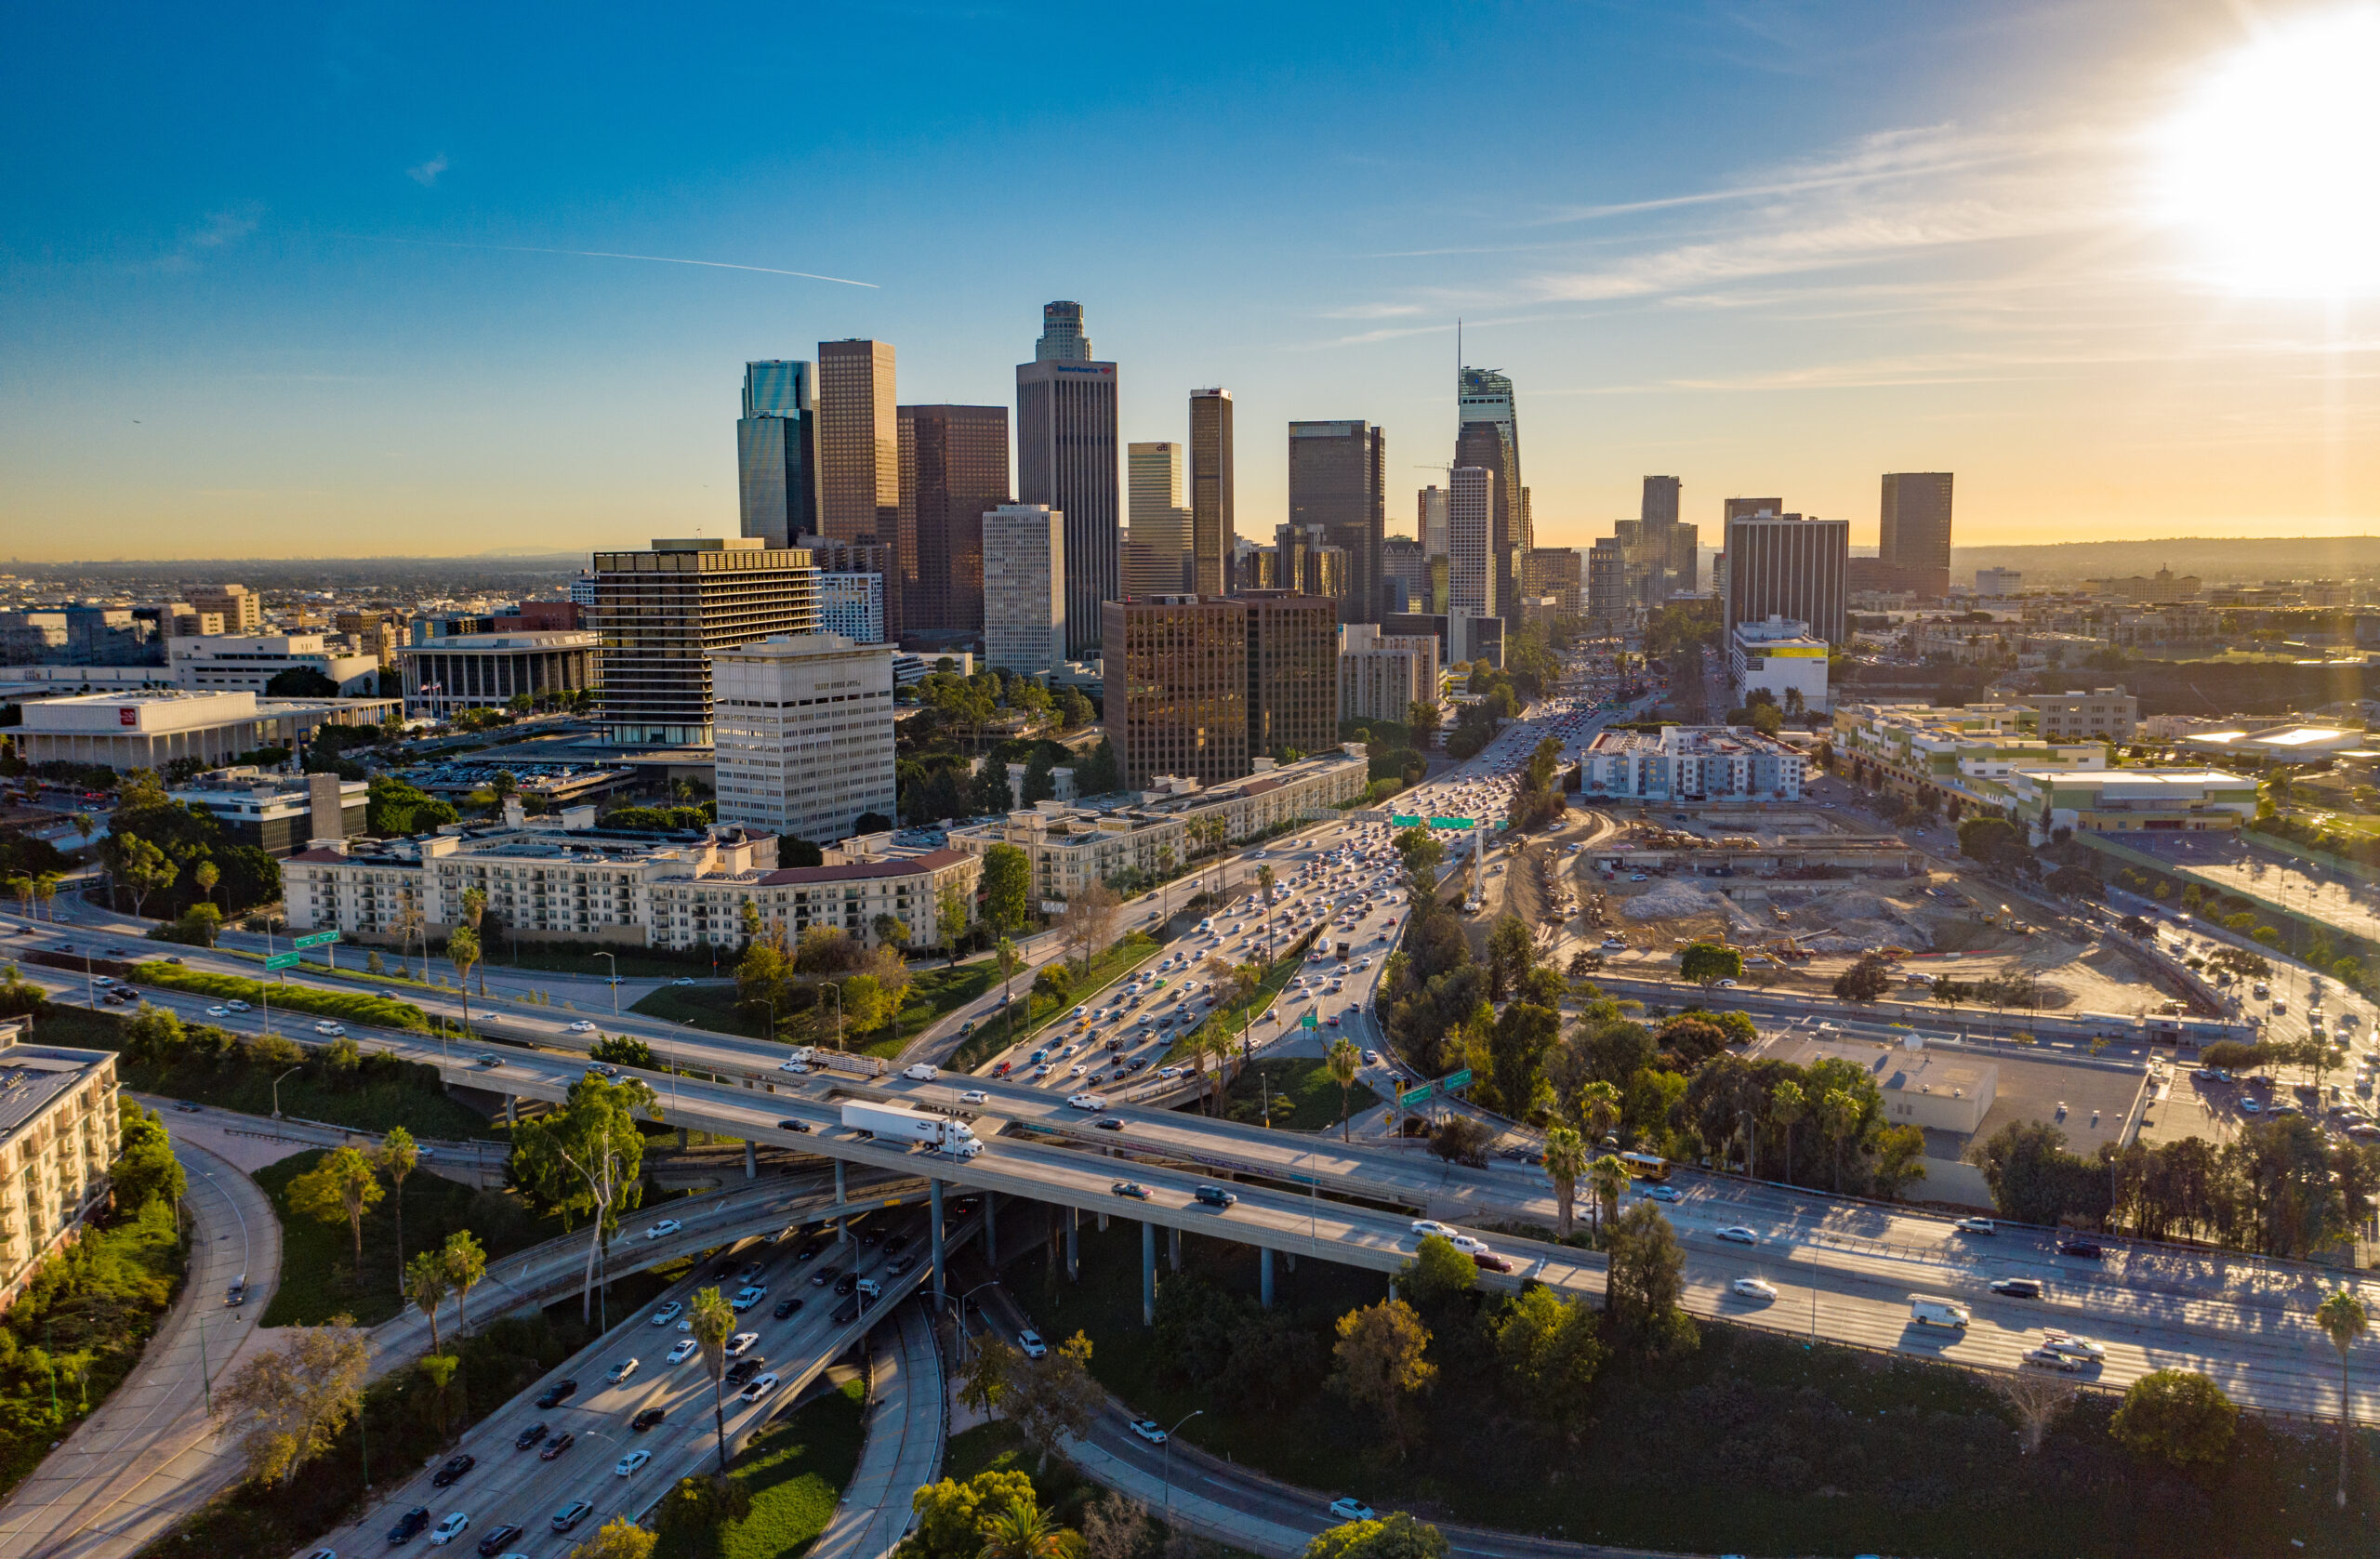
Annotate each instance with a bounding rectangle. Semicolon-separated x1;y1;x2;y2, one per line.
130;960;430;1032
653;1375;866;1559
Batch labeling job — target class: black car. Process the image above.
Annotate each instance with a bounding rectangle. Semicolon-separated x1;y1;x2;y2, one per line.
833;1271;860;1296
2056;1238;2106;1260
1194;1184;1238;1209
857;1227;882;1247
475;1525;522;1557
883;1235;909;1255
794;1240;825;1262
831;1296;862;1323
889;1253;919;1276
860;1288;881;1312
773;1297;803;1319
1095;1117;1125;1131
538;1430;576;1461
514;1421;548;1450
778;1118;813;1133
631;1407;668;1432
811;1262;842;1288
725;1357;766;1388
1990;1277;2043;1299
535;1380;578;1409
430;1453;474;1487
388;1505;430;1543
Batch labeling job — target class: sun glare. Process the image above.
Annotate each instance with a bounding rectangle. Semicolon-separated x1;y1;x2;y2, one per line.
2155;6;2380;297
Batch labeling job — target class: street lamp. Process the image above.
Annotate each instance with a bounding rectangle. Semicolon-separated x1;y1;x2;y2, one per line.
271;1064;301;1120
595;951;619;1016
1160;1408;1205;1520
949;1278;1001;1365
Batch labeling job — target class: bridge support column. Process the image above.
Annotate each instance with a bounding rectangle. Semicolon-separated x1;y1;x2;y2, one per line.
1097;1210;1109;1233
1168;1225;1181;1273
744;1141;756;1181
985;1193;998;1266
505;1095;517;1127
1142;1222;1157;1327
931;1179;945;1310
1260;1247;1275;1309
1065;1208;1078;1281
836;1160;849;1246
1286;1252;1296;1273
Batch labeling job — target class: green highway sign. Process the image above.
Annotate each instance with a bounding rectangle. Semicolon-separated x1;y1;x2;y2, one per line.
1426;816;1474;829
1389;815;1423;827
264;953;299;971
1398;1081;1437;1107
1300;1011;1319;1030
1441;1068;1474;1091
293;931;340;948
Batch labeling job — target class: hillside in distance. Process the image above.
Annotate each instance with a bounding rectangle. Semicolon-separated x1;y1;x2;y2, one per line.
1950;535;2380;588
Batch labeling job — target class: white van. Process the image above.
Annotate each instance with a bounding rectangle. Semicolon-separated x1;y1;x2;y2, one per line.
1909;1294;1971;1329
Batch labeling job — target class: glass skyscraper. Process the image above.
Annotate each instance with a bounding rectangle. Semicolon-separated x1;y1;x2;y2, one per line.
737;360;815;548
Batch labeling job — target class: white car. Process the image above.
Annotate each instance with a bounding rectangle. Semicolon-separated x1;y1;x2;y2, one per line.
312;1022;344;1037
727;1331;759;1356
428;1512;469;1546
1017;1328;1048;1359
615;1449;652;1476
1067;1093;1107;1111
1731;1277;1778;1301
607;1357;640;1384
643;1219;682;1241
1715;1226;1759;1245
959;1090;988;1105
566;1020;598;1033
1328;1499;1376;1524
668;1338;698;1364
778;1058;812;1073
737;1371;781;1402
1410;1219;1459;1239
650;1301;683;1326
205;1004;229;1017
1130;1417;1170;1445
1447;1233;1488;1256
903;1064;938;1081
2043;1330;2106;1360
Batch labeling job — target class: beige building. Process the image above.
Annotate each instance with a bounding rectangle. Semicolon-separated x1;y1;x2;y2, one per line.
588;537;824;746
398;630;601;720
712;634;898;846
0;1024;123;1317
189;584;261;632
1338;624;1440;725
17;689;400;772
815;339;900;545
2019;686;2137;744
1123;442;1191;598
170;634;380;696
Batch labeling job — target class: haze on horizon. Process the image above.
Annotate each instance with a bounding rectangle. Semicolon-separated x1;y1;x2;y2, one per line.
5;0;2379;562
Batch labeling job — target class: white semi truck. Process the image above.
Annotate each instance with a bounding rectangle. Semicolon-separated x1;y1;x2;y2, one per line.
840;1100;983;1159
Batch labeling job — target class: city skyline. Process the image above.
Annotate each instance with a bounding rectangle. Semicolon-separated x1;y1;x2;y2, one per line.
7;3;2380;561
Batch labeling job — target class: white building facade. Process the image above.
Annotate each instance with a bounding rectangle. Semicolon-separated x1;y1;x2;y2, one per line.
1728;614;1831;714
983;504;1066;678
1580;724;1806;804
712;634;898;845
1338;625;1441;724
169;634;380;695
818;573;885;644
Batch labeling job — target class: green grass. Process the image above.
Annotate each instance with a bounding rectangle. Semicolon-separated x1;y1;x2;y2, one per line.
633;982;774;1040
952;934;1164;1072
1220;1057;1381;1132
937;1419;1098;1522
130;960;430;1031
631;966;989;1060
655;1375;868;1559
256;1148;564;1326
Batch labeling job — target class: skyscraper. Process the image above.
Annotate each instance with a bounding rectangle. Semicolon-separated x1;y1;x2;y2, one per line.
1879;472;1955;600
1123;442;1191;597
1244;593;1340;761
897;404;1009;635
1016;302;1118;659
711;634;896;846
1417;485;1448;556
1447;466;1496;618
1638;474;1695;597
1102;598;1249;787
1641;475;1681;528
1453;420;1517;610
815;340;899;543
983;504;1066;679
588;537;823;746
1188;389;1235;596
1288;420;1387;623
1724;511;1849;645
737;360;817;548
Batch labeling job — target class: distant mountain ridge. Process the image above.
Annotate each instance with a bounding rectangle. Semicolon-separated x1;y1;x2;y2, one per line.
1950;536;2380;587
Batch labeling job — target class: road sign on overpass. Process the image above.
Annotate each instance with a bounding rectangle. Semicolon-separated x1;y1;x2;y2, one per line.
264;953;299;971
1397;1080;1435;1106
1442;1067;1474;1091
292;931;340;948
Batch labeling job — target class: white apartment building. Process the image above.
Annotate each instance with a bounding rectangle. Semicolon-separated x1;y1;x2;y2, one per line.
818;574;885;644
1338;624;1441;724
0;1024;123;1317
984;504;1066;677
169;634;380;696
712;634;898;846
1728;614;1830;713
1580;725;1806;804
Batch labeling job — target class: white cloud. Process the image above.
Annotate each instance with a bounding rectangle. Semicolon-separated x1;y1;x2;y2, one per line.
186;208;258;249
407;153;449;187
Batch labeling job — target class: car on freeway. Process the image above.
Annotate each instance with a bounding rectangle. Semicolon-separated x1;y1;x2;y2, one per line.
428;1511;469;1546
672;977;694;986
960;1090;988;1105
1095;1116;1125;1131
430;1454;474;1487
535;1380;577;1408
174;1099;201;1113
606;1357;639;1385
303;1549;335;1559
475;1526;522;1556
778;1117;813;1132
1194;1184;1238;1209
1471;1250;1514;1274
727;1331;759;1355
2022;1346;2088;1372
513;1422;549;1449
903;1064;938;1080
1716;1226;1759;1245
2056;1237;2106;1260
550;1500;595;1533
644;1219;682;1240
773;1297;804;1319
738;1372;781;1402
1130;1418;1170;1445
312;1021;344;1037
733;1285;767;1311
1329;1499;1377;1524
631;1407;668;1432
1953;1218;1996;1235
538;1431;575;1461
668;1338;697;1364
651;1301;683;1326
811;1262;843;1288
566;1020;598;1033
1989;1277;2043;1299
615;1449;653;1476
1017;1328;1049;1359
2043;1330;2106;1360
1644;1184;1682;1204
1112;1181;1151;1199
891;1253;919;1275
1067;1092;1107;1110
388;1506;431;1543
1731;1277;1778;1301
225;999;251;1011
205;1005;229;1017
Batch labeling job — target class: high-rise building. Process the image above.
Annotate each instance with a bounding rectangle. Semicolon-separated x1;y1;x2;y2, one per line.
815;340;899;543
1447;466;1497;618
1016;303;1118;659
1527;548;1583;617
737;360;817;548
897;404;1008;636
1188;390;1235;597
1641;475;1681;529
1586;536;1639;634
1417;485;1448;556
1102;597;1249;787
983;504;1066;679
1338;623;1440;724
1381;537;1430;616
1454;419;1518;612
1459;364;1527;604
1724;511;1850;645
190;584;261;633
1288;420;1387;623
1457;366;1520;475
1123;442;1192;597
1636;475;1695;598
1879;472;1955;600
818;573;884;643
1245;594;1340;761
1725;496;1785;524
711;633;897;845
588;537;822;745
1270;526;1348;602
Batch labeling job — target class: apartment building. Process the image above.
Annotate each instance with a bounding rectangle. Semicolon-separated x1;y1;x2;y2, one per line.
0;1023;122;1318
1338;624;1440;725
711;634;898;846
1728;614;1830;713
1831;701;2109;820
1580;725;1806;804
2019;687;2138;744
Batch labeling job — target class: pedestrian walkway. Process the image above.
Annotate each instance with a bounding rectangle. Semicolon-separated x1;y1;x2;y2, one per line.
810;1300;945;1559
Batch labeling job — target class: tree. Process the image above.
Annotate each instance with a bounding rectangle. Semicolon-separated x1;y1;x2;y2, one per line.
442;1229;487;1335
1079;1492;1153;1559
377;1126;418;1293
265;666;340;698
689;1284;737;1475
1426;1115;1494;1168
959;1335;1018;1421
2110;1368;2237;1469
994;937;1020;1043
936;879;973;964
566;1517;659;1559
1329;1299;1434;1459
417;1352;460;1441
192;858;220;906
1058;880;1122;974
446;925;482;1039
1958;815;2030;873
113;1101;187;1210
1586;1154;1628;1236
1485;915;1536;1002
116;835;177;918
509;1074;661;1321
1304;1514;1449;1559
1677;941;1742;990
286;1146;383;1273
1604;1202;1697;1359
910;1471;1040;1559
1256;864;1277;957
1398;1235;1478;1315
1492;1285;1604;1443
1008;1329;1100;1472
2316;1287;2369;1508
978;1499;1071;1559
1407;699;1442;748
459;885;489;995
213;1316;371;1486
981;843;1033;934
404;1250;450;1354
1542;1124;1586;1237
1488;1000;1558;1118
1831;953;1891;1003
1327;1035;1362;1143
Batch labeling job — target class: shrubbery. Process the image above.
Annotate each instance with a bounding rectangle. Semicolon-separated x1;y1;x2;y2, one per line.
130;961;430;1031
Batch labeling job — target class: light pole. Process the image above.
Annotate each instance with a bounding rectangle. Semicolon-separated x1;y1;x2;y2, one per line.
950;1278;1001;1365
595;951;618;1016
1160;1408;1204;1520
271;1064;301;1120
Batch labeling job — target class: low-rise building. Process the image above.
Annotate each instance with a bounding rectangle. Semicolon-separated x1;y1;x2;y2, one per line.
1832;700;2108;820
0;1023;123;1316
167;769;368;856
16;689;401;772
1728;614;1830;714
2018;686;2138;744
170;634;380;696
397;630;602;720
1579;725;1806;805
2004;767;2259;839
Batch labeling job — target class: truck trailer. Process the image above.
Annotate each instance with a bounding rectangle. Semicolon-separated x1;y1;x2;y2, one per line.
840;1100;983;1158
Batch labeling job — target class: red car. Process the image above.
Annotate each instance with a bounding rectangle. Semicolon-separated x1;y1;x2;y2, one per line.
1471;1250;1514;1274
993;1061;1012;1077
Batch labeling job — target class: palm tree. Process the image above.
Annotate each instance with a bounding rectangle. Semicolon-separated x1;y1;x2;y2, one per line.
1586;1153;1629;1238
1255;864;1277;959
395;898;427;980
1543;1125;1587;1237
1770;1078;1806;1186
442;1230;487;1337
689;1284;738;1475
1814;1087;1858;1192
405;1251;451;1354
378;1127;419;1293
1326;1036;1360;1143
2317;1287;2369;1509
460;886;488;995
994;937;1019;1044
33;874;58;922
1575;1079;1622;1145
192;859;219;907
979;1499;1069;1559
3;876;28;920
447;926;482;1041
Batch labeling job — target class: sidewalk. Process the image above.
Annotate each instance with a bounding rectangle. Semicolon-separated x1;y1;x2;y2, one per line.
809;1300;945;1559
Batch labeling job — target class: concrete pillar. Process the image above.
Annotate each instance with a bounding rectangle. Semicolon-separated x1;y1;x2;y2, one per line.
1286;1252;1297;1273
1169;1225;1182;1274
836;1160;849;1246
1097;1210;1109;1234
931;1179;945;1309
1260;1246;1275;1309
1065;1208;1079;1282
985;1193;998;1266
744;1140;756;1181
504;1094;517;1127
1142;1221;1157;1327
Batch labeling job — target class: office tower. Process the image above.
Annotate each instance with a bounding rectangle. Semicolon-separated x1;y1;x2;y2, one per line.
983;504;1066;678
1270;525;1348;601
898;404;1008;635
1016;303;1118;658
818;574;884;642
1879;471;1955;599
1102;598;1250;786
1453;420;1518;612
1417;485;1448;556
1447;466;1496;618
1338;623;1441;724
588;537;822;745
816;341;899;543
1641;476;1681;529
1381;538;1430;617
1458;365;1521;474
1124;442;1192;596
1188;390;1235;596
1634;475;1695;598
1245;593;1340;761
1288;420;1387;622
1527;548;1582;616
1726;496;1785;524
711;633;896;845
1724;511;1850;644
1668;522;1699;594
1586;536;1636;635
737;360;817;548
190;585;261;633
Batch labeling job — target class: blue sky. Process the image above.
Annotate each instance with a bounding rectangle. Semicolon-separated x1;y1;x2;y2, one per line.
6;0;2377;560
